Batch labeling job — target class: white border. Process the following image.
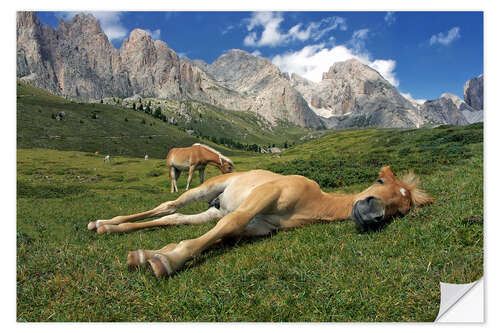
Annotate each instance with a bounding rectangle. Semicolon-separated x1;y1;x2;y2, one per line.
3;0;498;331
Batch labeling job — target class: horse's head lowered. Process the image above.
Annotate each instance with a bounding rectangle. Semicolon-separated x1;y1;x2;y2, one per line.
351;166;434;230
219;159;235;173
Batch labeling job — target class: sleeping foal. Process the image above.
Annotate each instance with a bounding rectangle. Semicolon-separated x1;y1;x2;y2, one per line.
88;166;434;278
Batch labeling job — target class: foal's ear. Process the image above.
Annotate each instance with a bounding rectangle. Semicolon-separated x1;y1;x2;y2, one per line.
379;165;396;181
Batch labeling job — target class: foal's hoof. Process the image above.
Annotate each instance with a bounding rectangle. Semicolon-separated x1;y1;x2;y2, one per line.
96;225;110;234
87;221;97;230
127;250;146;269
147;254;173;278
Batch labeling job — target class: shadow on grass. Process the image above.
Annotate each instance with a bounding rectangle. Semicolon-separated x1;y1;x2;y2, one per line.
125;229;284;278
354;215;398;233
127;217;393;279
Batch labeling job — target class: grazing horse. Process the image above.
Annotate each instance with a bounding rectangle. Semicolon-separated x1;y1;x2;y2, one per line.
88;166;434;278
166;143;234;192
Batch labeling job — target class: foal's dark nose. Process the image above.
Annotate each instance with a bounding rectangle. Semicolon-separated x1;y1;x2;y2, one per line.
365;196;376;203
352;196;386;231
373;213;384;223
365;197;384;218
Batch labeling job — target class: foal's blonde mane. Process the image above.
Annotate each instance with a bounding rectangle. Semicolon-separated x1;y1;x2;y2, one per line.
192;143;234;166
400;171;435;207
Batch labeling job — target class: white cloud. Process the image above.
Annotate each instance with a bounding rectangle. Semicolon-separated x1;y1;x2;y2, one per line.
429;27;461;46
243;12;347;47
244;32;259;46
56;11;128;42
251;50;262;57
244;12;284;47
221;24;235;35
400;92;426;105
349;28;370;52
269;28;400;86
271;43;400;87
384;12;396;25
370;59;399;87
145;29;161;40
352;28;369;39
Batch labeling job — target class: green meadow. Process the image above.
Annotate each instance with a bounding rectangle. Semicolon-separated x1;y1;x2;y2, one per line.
16;82;483;321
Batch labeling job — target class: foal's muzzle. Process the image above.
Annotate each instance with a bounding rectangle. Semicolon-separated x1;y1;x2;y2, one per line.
352;196;385;231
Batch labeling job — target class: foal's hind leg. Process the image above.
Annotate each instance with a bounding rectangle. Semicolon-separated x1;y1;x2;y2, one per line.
140;185;281;277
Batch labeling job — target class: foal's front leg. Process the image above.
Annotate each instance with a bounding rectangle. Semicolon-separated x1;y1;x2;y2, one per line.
136;185;281;277
90;172;233;234
88;200;177;233
101;207;223;235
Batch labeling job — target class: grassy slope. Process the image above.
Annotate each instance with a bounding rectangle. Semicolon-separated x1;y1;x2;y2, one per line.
17;124;483;322
18;80;322;157
266;124;483;189
16;81;248;158
122;98;319;147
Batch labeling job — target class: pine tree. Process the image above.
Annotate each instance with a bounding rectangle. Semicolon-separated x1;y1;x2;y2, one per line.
153;107;162;118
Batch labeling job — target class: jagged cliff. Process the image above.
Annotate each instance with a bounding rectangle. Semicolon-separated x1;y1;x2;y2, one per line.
288;59;424;128
16;12;322;128
463;74;483;111
16;11;483;129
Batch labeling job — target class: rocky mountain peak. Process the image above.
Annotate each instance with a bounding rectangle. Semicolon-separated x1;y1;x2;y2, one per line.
419;94;471;126
290;57;416;127
207;48;280;88
57;13;104;39
121;28;156;51
154;39;170;51
16;11;39;30
70;13;100;26
222;49;256;59
419;85;483;125
463;74;483;110
128;28;153;42
323;58;382;82
16;11;483;130
440;93;464;108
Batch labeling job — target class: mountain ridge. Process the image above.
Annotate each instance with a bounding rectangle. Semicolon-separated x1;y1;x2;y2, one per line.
17;12;483;129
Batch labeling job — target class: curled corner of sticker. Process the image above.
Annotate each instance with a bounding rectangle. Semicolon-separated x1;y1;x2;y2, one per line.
435;277;483;322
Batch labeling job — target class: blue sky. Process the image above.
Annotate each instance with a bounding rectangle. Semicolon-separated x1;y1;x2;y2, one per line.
36;11;483;102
